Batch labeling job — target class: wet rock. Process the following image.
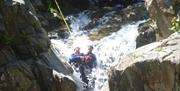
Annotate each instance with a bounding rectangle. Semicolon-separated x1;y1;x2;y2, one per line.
53;71;76;91
136;20;156;48
33;61;76;91
42;49;73;75
87;2;149;40
105;32;180;91
145;0;180;38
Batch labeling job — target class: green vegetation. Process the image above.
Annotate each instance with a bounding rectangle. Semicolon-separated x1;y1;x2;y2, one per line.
169;17;180;32
49;0;71;32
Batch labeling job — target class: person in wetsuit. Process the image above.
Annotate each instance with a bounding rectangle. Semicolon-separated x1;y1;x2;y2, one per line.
69;47;89;85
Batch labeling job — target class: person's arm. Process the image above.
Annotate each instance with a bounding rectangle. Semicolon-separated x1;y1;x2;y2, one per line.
69;54;74;63
79;53;85;61
69;54;79;62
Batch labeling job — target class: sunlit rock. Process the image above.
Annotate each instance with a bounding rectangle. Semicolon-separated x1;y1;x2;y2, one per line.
145;0;180;38
105;32;180;91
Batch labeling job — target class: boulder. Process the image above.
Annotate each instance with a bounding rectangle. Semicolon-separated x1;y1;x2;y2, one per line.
145;0;180;38
0;61;39;91
0;60;76;91
136;20;156;48
106;32;180;91
0;0;76;91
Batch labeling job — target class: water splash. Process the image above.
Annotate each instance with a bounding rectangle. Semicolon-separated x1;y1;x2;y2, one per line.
67;10;93;32
93;21;145;91
51;10;146;91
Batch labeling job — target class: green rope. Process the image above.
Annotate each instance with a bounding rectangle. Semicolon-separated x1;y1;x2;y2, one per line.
54;0;72;32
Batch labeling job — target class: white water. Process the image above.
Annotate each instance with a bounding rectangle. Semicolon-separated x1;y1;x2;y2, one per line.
51;11;146;91
67;10;93;32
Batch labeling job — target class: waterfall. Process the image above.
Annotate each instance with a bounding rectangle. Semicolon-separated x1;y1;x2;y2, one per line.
51;10;146;91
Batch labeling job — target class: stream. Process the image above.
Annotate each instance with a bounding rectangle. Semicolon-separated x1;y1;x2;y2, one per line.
51;10;146;91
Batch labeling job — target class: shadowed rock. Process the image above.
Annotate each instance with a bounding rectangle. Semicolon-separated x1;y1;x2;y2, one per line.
136;20;156;48
0;0;75;91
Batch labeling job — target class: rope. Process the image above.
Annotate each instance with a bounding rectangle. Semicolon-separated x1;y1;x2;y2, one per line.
54;0;72;32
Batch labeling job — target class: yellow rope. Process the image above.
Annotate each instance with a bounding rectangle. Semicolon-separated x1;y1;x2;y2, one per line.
54;0;72;32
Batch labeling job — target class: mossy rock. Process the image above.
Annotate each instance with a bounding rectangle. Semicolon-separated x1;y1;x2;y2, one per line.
88;26;119;41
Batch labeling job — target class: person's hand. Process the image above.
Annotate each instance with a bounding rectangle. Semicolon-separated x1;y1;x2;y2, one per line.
79;56;84;59
78;56;85;61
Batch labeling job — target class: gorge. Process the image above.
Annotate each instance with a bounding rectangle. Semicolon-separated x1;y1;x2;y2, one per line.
0;0;180;91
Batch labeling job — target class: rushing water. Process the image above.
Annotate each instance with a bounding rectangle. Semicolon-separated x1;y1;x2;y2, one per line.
51;10;146;91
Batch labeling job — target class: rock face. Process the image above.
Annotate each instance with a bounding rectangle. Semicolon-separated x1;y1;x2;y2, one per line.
107;32;180;91
145;0;180;38
0;0;75;91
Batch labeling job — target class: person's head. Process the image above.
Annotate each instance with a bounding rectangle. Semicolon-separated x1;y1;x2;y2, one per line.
87;45;93;53
74;47;80;54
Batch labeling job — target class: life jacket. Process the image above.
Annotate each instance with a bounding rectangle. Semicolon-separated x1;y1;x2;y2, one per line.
84;53;95;64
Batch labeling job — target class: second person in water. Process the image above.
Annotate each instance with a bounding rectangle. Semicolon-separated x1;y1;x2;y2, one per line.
84;45;97;69
69;45;97;85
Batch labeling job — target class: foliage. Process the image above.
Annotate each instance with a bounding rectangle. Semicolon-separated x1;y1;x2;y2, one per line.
169;17;180;32
49;3;63;20
48;0;72;32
